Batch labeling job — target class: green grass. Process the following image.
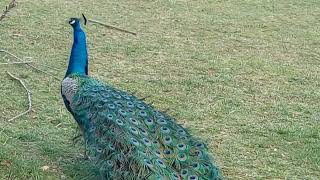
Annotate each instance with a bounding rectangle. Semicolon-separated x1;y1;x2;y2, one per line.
1;0;319;179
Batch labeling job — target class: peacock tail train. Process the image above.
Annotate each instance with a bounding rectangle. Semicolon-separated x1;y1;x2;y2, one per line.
61;17;222;180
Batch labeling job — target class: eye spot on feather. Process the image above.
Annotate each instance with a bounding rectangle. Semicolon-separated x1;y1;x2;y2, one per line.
119;109;127;116
156;159;166;168
188;175;198;180
155;150;161;157
196;142;205;148
163;149;172;155
179;136;187;141
130;127;139;135
163;136;172;145
178;129;186;135
89;92;96;97
194;150;203;157
91;87;98;92
143;138;151;146
139;128;148;136
130;138;140;146
101;92;111;98
137;104;145;109
101;98;109;103
114;101;122;106
127;101;134;108
116;119;124;126
108;104;115;109
181;169;189;177
106;114;114;120
96;103;103;108
191;162;200;170
160;126;170;134
145;118;153;125
112;93;121;99
96;147;103;153
129;118;139;125
122;95;131;100
178;153;187;161
177;143;187;151
139;110;147;117
157;118;167;125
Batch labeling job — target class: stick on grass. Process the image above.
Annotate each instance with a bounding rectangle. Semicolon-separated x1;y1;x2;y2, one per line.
0;0;16;22
88;19;137;36
0;61;33;65
0;49;60;80
6;71;32;122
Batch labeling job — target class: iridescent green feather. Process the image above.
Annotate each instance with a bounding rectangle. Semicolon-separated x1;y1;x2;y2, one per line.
63;73;222;180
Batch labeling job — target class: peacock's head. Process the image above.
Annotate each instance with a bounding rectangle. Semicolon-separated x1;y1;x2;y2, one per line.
68;18;81;29
68;14;87;29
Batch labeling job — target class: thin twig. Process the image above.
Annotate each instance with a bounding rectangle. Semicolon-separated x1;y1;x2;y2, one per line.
0;49;60;80
88;19;137;36
0;0;16;22
6;71;32;122
35;63;61;71
0;61;33;65
24;57;61;71
0;49;20;59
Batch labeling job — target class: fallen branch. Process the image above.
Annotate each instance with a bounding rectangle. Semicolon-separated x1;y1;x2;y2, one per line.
0;0;17;22
0;49;60;80
0;61;33;65
88;19;137;36
6;71;32;122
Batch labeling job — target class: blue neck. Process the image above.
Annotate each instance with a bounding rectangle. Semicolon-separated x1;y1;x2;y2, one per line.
65;25;88;77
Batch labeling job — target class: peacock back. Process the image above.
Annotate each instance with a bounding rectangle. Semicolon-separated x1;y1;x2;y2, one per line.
61;73;221;180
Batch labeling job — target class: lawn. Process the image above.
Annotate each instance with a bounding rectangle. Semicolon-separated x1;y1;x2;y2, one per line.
0;0;319;179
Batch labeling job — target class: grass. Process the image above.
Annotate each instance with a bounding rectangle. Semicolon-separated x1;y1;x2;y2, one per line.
0;0;319;179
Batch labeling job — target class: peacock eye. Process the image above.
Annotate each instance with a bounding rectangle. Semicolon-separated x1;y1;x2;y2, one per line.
69;19;76;25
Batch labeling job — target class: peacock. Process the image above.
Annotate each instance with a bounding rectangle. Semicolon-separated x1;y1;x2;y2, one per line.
61;16;222;180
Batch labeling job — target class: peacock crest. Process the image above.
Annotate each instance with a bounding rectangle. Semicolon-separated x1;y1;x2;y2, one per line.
61;15;222;180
